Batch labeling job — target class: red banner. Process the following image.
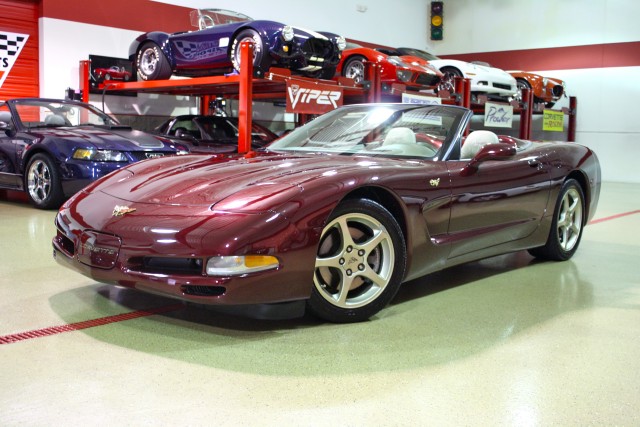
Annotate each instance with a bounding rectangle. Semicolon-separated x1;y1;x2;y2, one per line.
285;79;343;114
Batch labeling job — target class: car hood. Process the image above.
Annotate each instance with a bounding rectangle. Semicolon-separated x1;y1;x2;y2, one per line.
94;152;404;209
32;126;174;151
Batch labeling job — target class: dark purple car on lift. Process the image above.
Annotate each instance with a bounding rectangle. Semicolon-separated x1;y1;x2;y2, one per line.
0;98;188;209
129;8;346;81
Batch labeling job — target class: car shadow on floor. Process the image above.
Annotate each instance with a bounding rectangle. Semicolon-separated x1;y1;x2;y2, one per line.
46;249;594;376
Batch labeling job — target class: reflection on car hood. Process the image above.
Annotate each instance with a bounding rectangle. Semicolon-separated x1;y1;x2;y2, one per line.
96;152;400;207
31;126;171;150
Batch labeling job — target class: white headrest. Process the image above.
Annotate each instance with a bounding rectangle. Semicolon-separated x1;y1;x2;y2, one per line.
384;127;416;146
461;130;499;159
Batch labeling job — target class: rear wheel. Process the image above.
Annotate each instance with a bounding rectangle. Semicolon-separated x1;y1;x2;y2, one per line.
308;199;406;323
136;42;172;81
25;153;64;209
529;179;585;261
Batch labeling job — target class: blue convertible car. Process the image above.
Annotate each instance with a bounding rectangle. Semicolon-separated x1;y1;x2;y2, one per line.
0;98;188;209
129;9;346;80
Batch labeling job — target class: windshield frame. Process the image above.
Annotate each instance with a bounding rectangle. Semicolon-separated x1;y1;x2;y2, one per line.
7;98;119;130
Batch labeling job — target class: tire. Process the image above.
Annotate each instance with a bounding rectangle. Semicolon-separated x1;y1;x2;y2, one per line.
528;179;585;261
136;42;172;81
516;78;535;103
440;66;463;81
307;199;407;323
104;73;112;80
342;55;367;84
230;29;266;77
25;153;64;209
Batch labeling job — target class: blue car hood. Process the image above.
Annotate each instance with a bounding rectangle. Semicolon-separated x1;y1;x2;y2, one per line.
32;126;173;151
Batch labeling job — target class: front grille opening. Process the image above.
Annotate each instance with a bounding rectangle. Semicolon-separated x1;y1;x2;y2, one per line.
56;232;75;256
129;256;204;275
302;39;333;59
493;82;512;90
416;74;440;86
182;285;226;297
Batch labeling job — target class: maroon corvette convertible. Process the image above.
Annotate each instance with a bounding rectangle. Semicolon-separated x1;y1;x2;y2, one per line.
53;104;600;323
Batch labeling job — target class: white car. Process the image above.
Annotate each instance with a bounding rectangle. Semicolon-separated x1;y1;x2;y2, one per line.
396;47;518;100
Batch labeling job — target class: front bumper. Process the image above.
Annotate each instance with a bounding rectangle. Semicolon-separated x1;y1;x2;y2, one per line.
52;193;317;305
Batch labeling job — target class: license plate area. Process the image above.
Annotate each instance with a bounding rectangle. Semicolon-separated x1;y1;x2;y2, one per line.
77;230;121;269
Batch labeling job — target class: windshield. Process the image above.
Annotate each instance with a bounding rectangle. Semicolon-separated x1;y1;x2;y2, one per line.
191;9;253;29
397;48;440;61
268;104;468;159
11;99;119;129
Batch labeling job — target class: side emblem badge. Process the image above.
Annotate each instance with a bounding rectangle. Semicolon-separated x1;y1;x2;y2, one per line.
429;178;440;187
112;205;136;217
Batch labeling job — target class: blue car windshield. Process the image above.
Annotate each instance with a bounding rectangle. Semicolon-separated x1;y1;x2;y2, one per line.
12;99;119;129
191;9;253;29
268;104;469;159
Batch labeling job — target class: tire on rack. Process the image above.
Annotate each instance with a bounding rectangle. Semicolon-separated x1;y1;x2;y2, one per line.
230;29;266;77
307;199;407;323
136;42;172;81
516;77;534;103
528;178;585;261
25;153;64;210
341;55;367;84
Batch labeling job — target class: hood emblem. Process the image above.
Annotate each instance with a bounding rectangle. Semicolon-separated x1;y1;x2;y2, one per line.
430;178;440;187
112;205;136;217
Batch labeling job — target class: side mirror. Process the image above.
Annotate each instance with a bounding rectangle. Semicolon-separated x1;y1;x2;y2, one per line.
462;142;516;175
0;121;15;137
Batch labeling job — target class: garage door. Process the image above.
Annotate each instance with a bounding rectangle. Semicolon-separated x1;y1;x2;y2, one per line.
0;0;39;99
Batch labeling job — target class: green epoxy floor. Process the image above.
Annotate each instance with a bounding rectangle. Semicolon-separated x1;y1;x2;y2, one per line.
1;182;638;425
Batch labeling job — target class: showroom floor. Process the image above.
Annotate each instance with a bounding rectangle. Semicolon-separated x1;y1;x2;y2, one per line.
1;182;638;426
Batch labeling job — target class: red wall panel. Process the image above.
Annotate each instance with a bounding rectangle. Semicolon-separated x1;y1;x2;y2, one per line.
0;0;39;99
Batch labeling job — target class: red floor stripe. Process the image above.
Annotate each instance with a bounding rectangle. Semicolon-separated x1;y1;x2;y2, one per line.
0;304;182;345
589;210;640;225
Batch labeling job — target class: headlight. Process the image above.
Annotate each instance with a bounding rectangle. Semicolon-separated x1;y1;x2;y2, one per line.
282;25;294;42
206;255;280;276
72;148;127;162
336;36;346;51
386;56;409;67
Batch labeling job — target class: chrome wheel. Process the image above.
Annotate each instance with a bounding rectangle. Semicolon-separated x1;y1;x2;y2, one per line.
139;47;159;76
315;212;395;309
25;153;64;209
307;198;409;323
27;158;52;204
529;179;585;261
231;29;264;74
343;57;366;84
556;187;583;252
136;42;172;80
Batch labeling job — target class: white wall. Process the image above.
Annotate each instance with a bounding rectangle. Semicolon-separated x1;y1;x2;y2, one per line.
39;0;640;182
425;0;640;183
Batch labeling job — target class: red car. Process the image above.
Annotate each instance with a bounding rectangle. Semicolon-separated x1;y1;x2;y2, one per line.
507;71;565;107
93;66;132;81
337;43;443;90
53;103;600;323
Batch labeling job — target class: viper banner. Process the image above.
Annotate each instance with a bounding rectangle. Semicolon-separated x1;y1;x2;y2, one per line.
285;79;343;114
0;31;29;89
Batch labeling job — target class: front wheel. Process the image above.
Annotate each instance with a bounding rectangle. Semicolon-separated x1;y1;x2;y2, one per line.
25;153;64;209
528;179;585;261
230;29;266;77
136;42;172;81
308;199;407;323
342;55;367;84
